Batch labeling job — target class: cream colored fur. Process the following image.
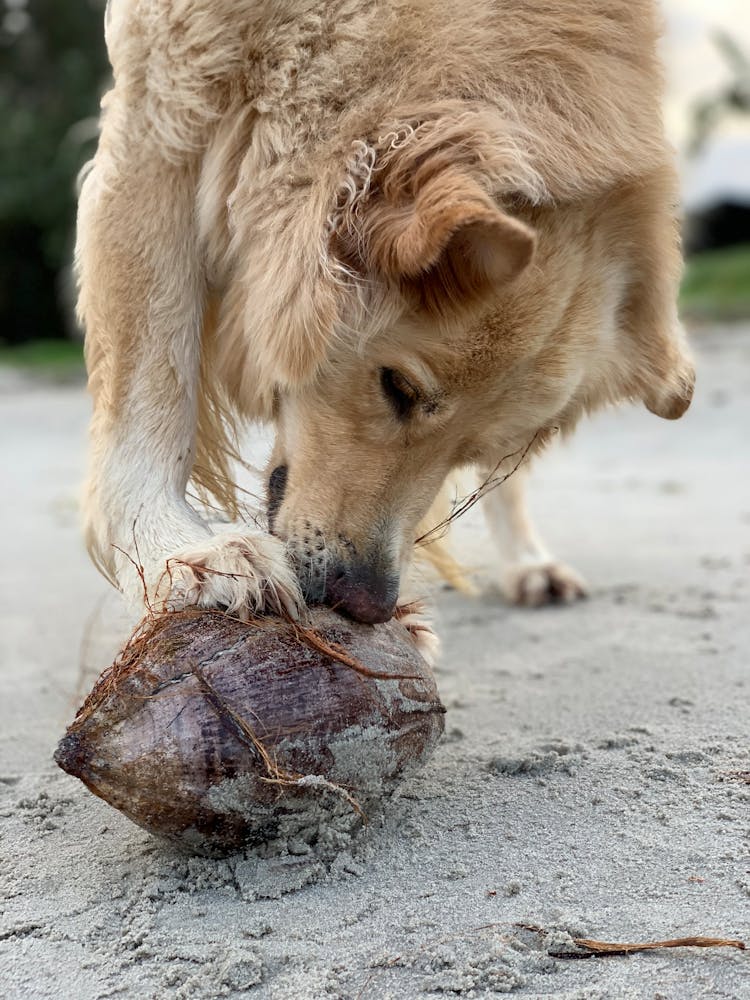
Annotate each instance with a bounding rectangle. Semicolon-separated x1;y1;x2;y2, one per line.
77;0;694;645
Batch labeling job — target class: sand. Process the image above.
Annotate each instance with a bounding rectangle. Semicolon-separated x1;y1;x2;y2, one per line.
0;325;748;999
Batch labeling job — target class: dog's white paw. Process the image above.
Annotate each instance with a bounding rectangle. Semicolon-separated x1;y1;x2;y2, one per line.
501;561;587;608
153;532;303;619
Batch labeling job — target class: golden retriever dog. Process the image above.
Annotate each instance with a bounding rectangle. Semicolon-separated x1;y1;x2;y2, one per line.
76;0;694;646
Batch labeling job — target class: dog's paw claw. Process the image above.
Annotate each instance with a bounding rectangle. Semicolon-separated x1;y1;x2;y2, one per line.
501;562;588;608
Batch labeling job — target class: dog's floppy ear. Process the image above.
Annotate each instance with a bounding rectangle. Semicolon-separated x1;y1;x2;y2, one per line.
359;170;535;317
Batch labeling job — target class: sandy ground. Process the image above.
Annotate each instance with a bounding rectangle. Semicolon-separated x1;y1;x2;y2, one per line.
0;326;748;999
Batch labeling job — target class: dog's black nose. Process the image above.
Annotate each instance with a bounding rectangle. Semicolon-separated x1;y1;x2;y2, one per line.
325;562;399;625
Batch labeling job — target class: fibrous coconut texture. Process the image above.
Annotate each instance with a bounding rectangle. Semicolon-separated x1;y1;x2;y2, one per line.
55;606;445;856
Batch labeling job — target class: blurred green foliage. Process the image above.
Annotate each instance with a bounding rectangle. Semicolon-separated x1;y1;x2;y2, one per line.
0;0;109;345
0;335;84;371
680;243;750;322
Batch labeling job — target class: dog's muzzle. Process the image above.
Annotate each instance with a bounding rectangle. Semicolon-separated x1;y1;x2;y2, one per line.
266;464;399;624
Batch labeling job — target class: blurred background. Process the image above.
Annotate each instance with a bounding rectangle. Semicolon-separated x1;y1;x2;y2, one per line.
0;0;748;372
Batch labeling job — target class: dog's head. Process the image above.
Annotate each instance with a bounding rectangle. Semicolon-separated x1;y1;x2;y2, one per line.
250;117;693;623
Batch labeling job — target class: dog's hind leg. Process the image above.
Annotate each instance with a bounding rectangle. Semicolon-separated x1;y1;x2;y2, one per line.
481;467;587;607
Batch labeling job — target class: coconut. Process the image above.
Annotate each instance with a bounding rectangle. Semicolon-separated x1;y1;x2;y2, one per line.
55;607;445;855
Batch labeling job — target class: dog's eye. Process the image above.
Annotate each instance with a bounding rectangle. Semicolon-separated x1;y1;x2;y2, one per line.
380;367;419;419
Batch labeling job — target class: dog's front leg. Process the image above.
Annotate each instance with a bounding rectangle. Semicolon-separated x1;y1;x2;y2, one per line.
76;144;300;618
481;467;587;607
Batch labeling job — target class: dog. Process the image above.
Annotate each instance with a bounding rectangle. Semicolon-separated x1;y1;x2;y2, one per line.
76;0;694;647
